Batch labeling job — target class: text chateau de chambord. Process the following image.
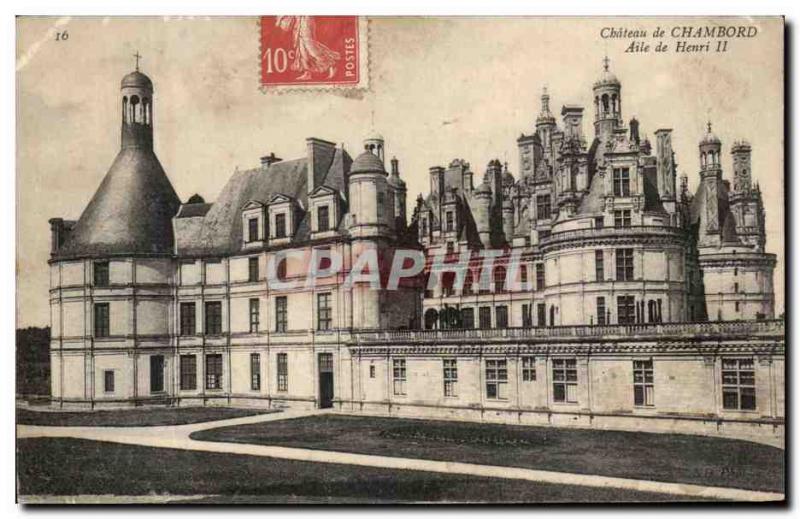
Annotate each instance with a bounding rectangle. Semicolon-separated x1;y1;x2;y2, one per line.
46;57;784;443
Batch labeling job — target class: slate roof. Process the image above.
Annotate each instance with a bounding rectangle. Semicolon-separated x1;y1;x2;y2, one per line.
175;147;351;256
688;178;741;244
56;147;181;259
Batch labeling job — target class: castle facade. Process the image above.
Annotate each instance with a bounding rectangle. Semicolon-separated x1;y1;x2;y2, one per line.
47;59;784;444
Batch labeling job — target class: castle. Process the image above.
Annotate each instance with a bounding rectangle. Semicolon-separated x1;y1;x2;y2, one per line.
46;58;784;443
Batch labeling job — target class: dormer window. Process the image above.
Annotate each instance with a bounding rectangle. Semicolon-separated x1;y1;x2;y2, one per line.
275;213;287;238
247;217;259;242
241;200;266;248
317;205;330;232
445;211;454;232
613;167;631;197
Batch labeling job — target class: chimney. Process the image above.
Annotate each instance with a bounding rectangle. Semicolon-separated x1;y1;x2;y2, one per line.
260;152;282;168
429;166;444;195
390;156;399;176
49;218;74;255
629;118;640;145
306;137;337;193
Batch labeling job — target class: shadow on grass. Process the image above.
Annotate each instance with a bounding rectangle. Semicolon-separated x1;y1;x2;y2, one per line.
16;406;275;427
190;414;785;493
17;438;709;503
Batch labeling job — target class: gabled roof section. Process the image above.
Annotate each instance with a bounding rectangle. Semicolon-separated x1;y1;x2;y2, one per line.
309;185;338;198
175;147;352;256
268;193;296;206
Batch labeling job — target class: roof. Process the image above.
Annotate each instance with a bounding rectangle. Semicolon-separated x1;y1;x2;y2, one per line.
688;178;741;245
121;70;153;89
56;147;181;258
176;147;351;256
351;151;385;174
176;202;212;219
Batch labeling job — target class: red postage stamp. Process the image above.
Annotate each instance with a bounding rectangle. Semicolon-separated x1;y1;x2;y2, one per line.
260;16;367;91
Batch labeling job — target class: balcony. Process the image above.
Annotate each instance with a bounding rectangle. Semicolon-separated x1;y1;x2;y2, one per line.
351;319;785;344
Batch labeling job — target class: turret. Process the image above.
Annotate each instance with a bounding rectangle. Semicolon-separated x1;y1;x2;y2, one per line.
731;141;752;193
388;156;407;228
121;54;154;150
593;56;622;142
699;122;723;238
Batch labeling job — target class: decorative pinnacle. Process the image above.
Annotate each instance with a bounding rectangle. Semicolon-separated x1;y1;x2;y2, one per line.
707;120;713;134
133;51;142;72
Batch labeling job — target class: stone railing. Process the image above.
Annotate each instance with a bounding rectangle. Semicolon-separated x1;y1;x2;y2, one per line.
540;225;687;247
352;320;785;343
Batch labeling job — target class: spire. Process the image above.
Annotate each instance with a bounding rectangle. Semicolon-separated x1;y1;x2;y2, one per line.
536;85;555;125
133;51;141;72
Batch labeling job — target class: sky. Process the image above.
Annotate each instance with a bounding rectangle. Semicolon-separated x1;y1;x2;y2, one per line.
16;16;784;327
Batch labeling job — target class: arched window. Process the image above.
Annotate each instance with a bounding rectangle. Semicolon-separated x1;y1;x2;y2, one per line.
276;258;287;281
611;94;618;114
122;96;128;122
494;266;506;292
142;97;150;125
463;269;473;295
441;271;455;297
424;309;439;330
601;94;609;115
549;305;556;326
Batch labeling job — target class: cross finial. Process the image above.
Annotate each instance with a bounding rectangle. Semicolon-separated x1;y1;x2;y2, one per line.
602;55;610;71
707;120;712;133
133;51;142;71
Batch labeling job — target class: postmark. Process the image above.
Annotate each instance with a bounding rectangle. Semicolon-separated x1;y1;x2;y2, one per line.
260;16;367;91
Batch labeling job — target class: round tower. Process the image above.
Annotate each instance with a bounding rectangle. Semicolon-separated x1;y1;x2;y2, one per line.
348;136;390;239
363;131;385;164
699;121;722;178
593;56;622;142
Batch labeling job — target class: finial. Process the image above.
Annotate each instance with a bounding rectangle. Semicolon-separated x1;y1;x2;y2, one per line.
133;51;142;72
602;55;610;72
707;120;712;134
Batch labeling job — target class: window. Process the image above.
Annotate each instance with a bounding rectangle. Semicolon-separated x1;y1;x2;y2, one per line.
275;296;288;332
461;307;475;329
180;302;196;336
633;360;654;407
520;265;528;285
594;216;604;229
250;353;261;391
734;282;739;293
536;263;545;291
103;370;115;393
596;297;606;325
617;296;636;325
495;305;508;328
393;358;407;395
94;303;110;338
494;266;506;292
248;257;259;282
522;357;536;381
536;194;551;220
249;298;260;333
377;193;385;219
446;242;455;255
595;250;604;281
485;359;508;399
614;210;632;228
735;301;740;312
445;211;454;232
274;213;287;238
204;301;222;335
463;270;473;295
522;304;532;327
247;217;259;242
94;261;109;287
276;353;288;392
276;257;288;281
616;248;634;281
613;167;630;196
537;303;546;326
150;355;164;393
722;358;756;410
443;359;458;397
369;364;376;378
552;358;578;403
317;205;330;232
479;306;492;329
180;354;196;390
205;354;223;390
317;292;332;331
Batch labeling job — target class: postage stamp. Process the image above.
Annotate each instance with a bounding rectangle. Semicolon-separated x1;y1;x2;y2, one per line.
260;16;368;91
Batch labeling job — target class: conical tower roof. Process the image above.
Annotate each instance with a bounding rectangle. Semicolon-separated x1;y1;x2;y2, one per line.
57;147;181;258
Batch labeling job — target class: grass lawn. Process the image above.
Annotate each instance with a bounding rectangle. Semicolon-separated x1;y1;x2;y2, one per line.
16;438;705;503
16;406;273;427
191;414;784;493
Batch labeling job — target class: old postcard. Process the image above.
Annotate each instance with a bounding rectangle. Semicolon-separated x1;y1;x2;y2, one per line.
15;16;785;504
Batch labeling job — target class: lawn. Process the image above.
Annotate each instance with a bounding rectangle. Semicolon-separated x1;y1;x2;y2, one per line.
191;414;784;493
16;438;704;503
16;406;273;427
